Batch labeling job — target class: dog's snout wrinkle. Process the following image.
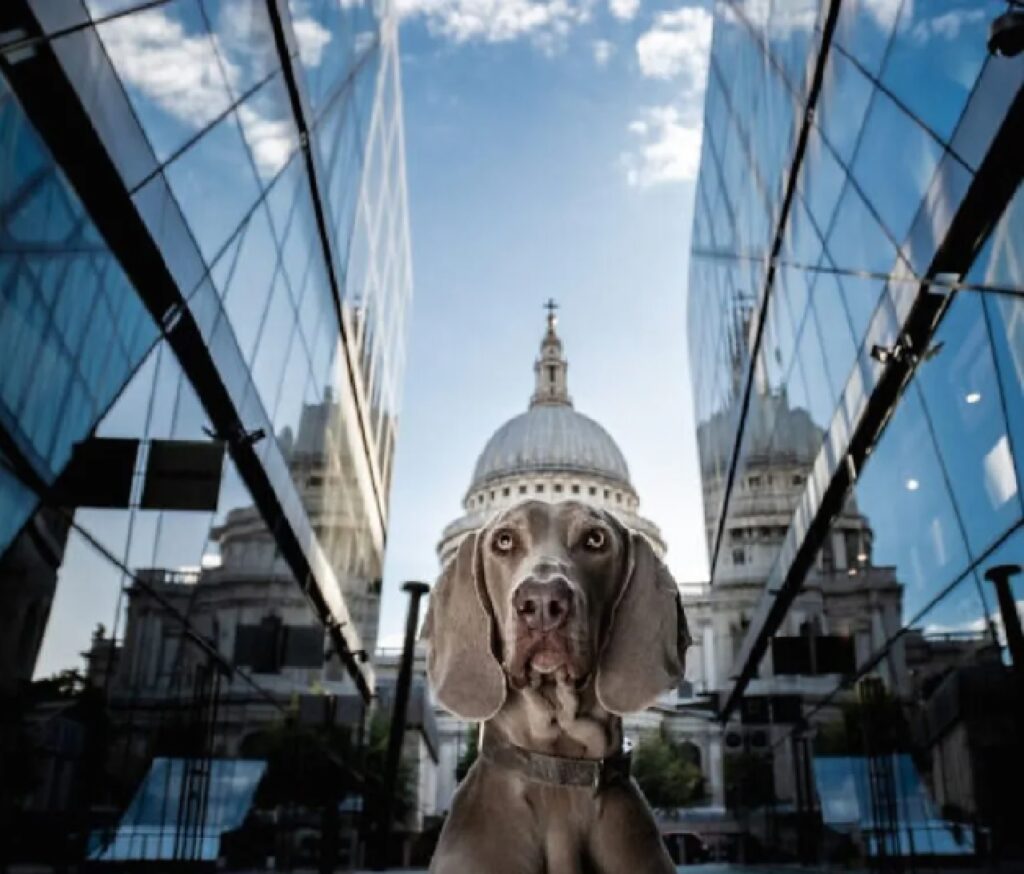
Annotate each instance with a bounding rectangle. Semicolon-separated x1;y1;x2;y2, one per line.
513;577;572;633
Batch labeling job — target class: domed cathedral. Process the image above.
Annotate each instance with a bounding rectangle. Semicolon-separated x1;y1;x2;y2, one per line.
437;303;664;563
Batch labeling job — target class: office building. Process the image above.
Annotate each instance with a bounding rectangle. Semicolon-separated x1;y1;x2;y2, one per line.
688;0;1023;864
0;0;412;865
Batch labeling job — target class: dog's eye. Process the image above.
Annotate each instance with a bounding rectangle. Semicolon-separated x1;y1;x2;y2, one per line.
492;529;517;553
583;528;607;551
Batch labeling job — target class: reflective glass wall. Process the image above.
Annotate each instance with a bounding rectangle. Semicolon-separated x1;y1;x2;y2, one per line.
687;0;1024;866
0;0;414;866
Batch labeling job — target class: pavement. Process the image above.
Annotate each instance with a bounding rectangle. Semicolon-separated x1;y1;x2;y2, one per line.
353;866;822;873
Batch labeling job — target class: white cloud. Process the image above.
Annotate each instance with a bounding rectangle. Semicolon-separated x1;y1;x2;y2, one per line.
97;7;298;179
635;5;712;82
863;0;904;32
621;104;702;187
910;6;986;42
608;0;639;21
237;104;296;179
355;30;378;54
592;38;615;65
293;16;332;67
624;5;711;188
395;0;593;48
99;9;233;131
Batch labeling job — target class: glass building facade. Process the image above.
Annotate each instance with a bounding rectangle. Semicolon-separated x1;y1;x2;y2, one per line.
0;0;413;866
688;0;1024;867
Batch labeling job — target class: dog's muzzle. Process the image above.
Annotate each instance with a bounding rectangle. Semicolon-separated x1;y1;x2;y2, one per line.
513;576;572;633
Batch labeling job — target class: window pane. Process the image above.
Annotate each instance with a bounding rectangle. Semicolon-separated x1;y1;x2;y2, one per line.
164;110;261;264
918;294;1021;556
854;385;970;619
851;89;944;245
95;0;234;163
881;0;1001;142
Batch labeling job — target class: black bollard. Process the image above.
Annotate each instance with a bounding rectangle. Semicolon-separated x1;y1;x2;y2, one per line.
374;580;430;870
984;564;1024;675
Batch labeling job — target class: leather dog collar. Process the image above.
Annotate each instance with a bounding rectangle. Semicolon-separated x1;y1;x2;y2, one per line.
479;733;632;791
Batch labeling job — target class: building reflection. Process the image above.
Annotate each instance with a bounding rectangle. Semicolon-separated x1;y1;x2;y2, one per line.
686;0;1024;867
0;0;417;866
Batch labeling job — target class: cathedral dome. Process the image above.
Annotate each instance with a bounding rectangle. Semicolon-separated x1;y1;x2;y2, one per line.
469;405;631;492
438;304;664;565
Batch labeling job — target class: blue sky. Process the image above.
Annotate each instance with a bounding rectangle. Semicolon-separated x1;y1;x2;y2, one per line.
376;0;715;646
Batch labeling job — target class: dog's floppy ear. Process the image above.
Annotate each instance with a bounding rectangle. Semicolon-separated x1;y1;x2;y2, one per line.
421;530;506;720
595;528;691;715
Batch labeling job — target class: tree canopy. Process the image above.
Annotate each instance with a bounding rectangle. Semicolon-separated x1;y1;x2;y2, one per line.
631;731;705;809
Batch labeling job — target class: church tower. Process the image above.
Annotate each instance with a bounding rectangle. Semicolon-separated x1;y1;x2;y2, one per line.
531;300;572;407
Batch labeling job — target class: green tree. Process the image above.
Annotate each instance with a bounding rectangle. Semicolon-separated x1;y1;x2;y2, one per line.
632;731;706;808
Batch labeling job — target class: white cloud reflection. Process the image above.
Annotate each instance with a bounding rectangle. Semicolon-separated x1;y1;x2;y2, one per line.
96;3;313;179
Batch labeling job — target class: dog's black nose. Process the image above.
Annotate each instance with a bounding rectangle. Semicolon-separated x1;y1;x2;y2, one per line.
513;578;572;633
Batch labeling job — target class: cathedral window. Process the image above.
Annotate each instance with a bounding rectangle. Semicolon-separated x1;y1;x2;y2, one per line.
792;474;803;486
554;483;563;493
732;547;746;565
519;484;527;494
571;484;580;494
502;487;510;497
489;490;495;500
536;484;544;493
603;489;610;498
589;486;597;496
615;492;621;503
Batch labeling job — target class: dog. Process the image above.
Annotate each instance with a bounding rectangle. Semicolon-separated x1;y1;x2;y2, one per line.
422;500;691;873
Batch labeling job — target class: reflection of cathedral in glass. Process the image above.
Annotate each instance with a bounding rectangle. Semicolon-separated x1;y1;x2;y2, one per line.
0;0;417;862
685;0;1024;865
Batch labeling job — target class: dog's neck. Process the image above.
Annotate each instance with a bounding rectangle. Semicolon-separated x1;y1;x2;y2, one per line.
486;672;622;759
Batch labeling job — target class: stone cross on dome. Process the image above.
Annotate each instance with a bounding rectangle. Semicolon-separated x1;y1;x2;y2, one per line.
532;300;571;408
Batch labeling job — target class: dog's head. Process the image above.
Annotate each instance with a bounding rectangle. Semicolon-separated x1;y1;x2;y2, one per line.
422;500;691;721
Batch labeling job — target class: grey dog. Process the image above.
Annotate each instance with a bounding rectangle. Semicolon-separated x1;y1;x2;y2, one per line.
422;500;691;873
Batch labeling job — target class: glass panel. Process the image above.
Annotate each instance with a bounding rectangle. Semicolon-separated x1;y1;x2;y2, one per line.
163;110;262;264
250;275;296;414
810;271;859;403
219;204;278;363
818;44;875;164
801;127;845;237
234;74;300;185
94;0;234;163
851;89;944;245
881;0;1002;142
833;0;903;76
854;385;970;621
917;294;1020;556
826;180;902;277
969;186;1024;493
